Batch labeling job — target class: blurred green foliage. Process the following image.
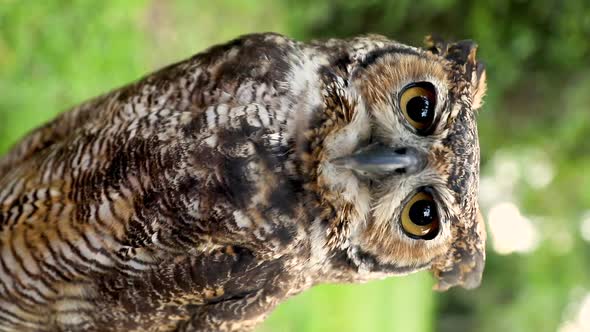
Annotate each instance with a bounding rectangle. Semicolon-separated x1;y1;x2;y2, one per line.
1;1;589;331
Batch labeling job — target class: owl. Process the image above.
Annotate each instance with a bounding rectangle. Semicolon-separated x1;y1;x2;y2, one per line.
0;33;487;331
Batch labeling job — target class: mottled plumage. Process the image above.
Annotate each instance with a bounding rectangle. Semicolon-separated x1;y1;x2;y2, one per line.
0;33;487;331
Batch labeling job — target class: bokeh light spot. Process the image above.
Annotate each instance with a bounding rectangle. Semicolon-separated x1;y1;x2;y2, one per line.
488;202;539;255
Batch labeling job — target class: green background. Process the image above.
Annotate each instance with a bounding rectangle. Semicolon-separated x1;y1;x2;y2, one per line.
1;1;589;331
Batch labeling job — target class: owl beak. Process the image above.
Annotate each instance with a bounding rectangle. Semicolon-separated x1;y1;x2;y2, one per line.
331;143;426;177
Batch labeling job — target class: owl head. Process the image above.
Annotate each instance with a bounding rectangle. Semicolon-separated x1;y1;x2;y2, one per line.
315;36;487;290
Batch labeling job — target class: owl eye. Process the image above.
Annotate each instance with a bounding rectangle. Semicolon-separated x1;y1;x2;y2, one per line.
401;190;439;240
399;82;436;133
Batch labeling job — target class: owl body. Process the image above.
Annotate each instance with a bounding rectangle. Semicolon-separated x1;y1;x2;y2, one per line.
0;33;486;331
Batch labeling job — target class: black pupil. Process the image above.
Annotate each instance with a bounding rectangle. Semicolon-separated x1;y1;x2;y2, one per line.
409;199;437;226
407;95;434;124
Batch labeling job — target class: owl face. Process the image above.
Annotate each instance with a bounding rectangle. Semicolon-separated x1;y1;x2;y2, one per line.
320;38;487;290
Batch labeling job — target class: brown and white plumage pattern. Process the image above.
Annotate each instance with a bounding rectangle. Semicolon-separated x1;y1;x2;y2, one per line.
0;33;487;331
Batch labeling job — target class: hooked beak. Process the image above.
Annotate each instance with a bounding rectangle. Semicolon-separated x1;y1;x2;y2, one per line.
331;143;426;177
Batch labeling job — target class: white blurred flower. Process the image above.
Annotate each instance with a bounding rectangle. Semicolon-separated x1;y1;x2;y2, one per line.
488;202;540;255
579;211;590;243
480;149;555;211
522;150;554;189
491;152;521;190
558;293;590;332
479;151;520;210
479;175;511;209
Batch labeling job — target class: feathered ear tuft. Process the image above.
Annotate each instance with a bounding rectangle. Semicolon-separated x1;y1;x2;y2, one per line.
424;35;487;110
470;63;487;110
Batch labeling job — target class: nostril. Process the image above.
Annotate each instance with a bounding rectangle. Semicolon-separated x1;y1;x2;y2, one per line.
394;148;407;155
394;167;406;175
